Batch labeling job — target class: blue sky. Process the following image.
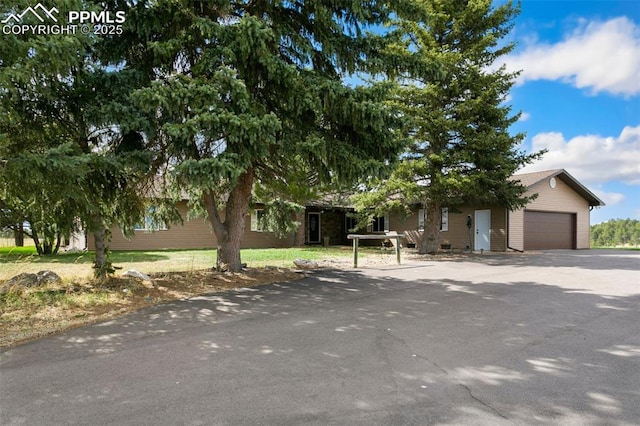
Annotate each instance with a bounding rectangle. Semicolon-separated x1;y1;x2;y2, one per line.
503;0;640;224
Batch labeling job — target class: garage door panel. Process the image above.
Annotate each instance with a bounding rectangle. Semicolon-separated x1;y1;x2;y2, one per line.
524;211;576;250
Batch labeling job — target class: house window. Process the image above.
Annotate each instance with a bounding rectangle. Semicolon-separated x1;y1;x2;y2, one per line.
441;208;448;232
345;215;357;233
418;207;448;231
370;214;389;233
135;207;167;231
251;209;266;232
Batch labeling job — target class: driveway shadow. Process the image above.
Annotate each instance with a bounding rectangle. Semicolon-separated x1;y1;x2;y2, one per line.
1;264;639;425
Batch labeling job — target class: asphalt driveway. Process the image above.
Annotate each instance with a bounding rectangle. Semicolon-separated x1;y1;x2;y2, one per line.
1;250;639;425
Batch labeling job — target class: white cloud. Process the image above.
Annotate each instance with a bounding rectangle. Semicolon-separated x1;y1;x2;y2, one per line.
518;112;531;122
592;190;625;206
506;17;640;97
520;125;640;185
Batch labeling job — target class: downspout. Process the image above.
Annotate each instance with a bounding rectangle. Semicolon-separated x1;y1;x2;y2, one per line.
506;208;524;253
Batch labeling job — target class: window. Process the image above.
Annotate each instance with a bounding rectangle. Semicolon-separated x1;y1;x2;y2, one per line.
345;215;357;233
370;214;389;233
441;208;448;231
251;209;266;232
135;207;167;231
418;207;448;231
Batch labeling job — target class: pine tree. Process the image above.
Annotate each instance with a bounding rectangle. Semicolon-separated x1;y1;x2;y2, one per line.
0;1;154;274
354;0;542;253
123;1;404;271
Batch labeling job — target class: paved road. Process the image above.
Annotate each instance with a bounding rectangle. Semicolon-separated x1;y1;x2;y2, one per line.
1;250;639;425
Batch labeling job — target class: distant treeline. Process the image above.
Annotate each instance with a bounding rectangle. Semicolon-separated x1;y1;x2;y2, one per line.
591;219;640;247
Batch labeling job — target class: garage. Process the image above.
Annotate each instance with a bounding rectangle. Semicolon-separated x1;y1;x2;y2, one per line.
524;211;576;250
507;170;605;251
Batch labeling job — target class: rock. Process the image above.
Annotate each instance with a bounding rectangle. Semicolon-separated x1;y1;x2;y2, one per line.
1;273;39;294
37;270;62;285
5;272;39;287
123;269;151;281
293;259;319;269
63;248;83;253
213;263;248;273
0;271;61;294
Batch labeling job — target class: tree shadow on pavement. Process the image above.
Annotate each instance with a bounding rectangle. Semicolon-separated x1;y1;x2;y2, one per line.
1;265;639;425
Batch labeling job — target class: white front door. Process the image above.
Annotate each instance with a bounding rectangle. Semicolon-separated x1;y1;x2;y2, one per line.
474;210;491;251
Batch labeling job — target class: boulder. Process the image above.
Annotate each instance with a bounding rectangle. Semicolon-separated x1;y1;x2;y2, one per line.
7;272;40;286
37;270;62;285
293;259;319;269
0;270;62;294
3;273;39;289
123;269;152;281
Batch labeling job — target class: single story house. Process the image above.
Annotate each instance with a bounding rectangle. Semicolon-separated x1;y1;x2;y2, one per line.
88;169;604;252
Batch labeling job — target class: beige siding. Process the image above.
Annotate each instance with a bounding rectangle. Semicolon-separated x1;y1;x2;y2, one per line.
391;210;421;247
490;208;507;251
389;209;422;248
508;209;525;251
241;224;293;249
391;206;506;251
88;201;293;251
509;178;591;250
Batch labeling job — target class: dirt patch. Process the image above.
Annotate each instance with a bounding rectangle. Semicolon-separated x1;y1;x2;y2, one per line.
0;267;304;348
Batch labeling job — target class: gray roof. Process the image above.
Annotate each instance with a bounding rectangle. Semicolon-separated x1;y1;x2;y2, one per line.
305;191;355;209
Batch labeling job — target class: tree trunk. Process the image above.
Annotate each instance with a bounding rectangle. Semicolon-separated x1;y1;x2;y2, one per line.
205;168;254;272
32;230;43;255
42;240;53;255
217;230;243;272
53;234;62;254
92;225;109;278
14;223;24;246
419;201;441;254
292;211;305;246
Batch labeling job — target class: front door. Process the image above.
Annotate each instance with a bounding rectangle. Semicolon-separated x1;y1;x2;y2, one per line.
308;212;321;243
474;210;491;251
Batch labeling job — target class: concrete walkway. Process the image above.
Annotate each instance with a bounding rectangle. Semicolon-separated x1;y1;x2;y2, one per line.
1;250;639;425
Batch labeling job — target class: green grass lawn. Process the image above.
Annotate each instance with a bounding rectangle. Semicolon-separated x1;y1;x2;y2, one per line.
0;246;375;280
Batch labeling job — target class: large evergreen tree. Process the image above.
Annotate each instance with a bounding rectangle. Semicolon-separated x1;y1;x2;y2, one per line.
122;1;404;271
0;0;153;275
354;0;542;253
